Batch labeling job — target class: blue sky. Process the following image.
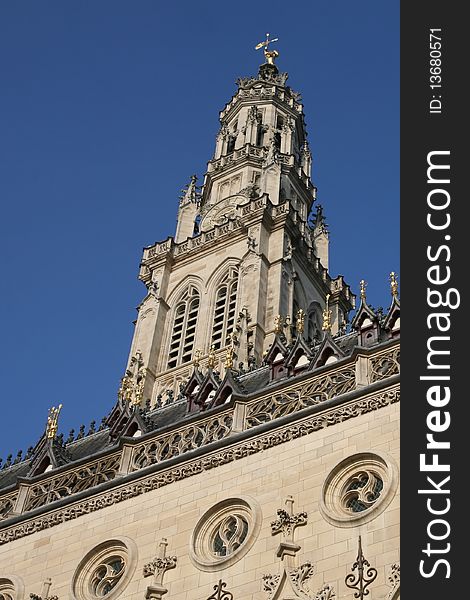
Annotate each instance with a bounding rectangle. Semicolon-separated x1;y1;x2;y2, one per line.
0;1;399;460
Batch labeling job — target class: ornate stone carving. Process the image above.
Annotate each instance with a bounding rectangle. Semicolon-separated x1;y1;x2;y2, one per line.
130;413;233;471
143;538;177;600
23;453;121;512
369;346;400;382
264;497;335;600
386;563;400;600
270;496;307;541
246;365;356;427
0;492;18;522
0;387;399;545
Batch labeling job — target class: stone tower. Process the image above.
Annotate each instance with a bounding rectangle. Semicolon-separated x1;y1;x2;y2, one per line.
128;56;354;405
0;45;399;600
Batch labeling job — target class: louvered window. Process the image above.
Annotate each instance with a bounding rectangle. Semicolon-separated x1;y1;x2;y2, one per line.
211;269;239;350
167;286;200;369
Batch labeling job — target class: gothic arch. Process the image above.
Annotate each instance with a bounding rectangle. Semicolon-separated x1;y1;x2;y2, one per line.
204;259;241;351
163;277;203;370
307;301;322;342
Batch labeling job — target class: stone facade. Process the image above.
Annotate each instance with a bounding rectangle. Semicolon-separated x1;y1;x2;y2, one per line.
0;53;399;600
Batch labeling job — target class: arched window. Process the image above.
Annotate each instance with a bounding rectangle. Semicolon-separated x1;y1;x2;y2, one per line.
167;285;200;369
211;268;239;350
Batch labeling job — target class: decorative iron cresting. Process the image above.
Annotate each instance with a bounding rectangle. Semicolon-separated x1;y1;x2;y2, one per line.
344;536;377;599
206;580;234;600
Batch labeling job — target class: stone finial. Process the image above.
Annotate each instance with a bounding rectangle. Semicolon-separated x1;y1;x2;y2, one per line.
46;405;62;439
271;495;308;543
30;577;58;600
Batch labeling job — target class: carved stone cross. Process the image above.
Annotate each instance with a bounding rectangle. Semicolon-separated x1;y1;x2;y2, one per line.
270;495;308;567
143;538;177;600
30;578;58;600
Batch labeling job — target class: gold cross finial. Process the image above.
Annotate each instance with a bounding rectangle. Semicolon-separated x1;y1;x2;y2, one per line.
46;404;62;439
390;271;399;299
322;295;332;332
255;33;279;65
360;279;367;300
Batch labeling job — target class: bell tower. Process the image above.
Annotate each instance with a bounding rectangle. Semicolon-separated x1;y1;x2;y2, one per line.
126;38;354;405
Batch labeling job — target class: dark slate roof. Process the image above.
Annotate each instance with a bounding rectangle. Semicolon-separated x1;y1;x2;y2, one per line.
236;366;270;394
0;461;31;490
146;400;188;429
65;429;114;462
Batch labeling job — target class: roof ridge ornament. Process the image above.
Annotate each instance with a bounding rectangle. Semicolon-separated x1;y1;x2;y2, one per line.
390;271;399;299
322;294;332;333
46;404;62;439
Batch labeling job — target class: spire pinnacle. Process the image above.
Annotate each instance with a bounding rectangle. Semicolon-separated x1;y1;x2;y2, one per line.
390;271;399;299
360;279;367;301
46;404;62;439
322;294;332;332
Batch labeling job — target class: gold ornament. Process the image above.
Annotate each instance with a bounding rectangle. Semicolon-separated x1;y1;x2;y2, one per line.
46;404;62;439
194;349;202;368
255;33;279;65
208;345;216;369
274;314;284;334
322;294;332;332
360;279;367;301
390;272;399;299
296;308;305;334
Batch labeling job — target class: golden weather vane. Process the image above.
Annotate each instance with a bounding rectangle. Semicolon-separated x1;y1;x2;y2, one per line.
255;32;279;65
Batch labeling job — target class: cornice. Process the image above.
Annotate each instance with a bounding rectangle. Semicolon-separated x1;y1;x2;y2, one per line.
0;377;399;546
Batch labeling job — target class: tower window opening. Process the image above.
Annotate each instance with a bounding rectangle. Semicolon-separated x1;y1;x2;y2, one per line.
211;269;239;350
276;115;284;130
167;286;200;369
256;125;264;147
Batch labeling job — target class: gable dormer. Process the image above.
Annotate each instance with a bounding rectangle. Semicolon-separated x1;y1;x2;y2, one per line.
285;335;313;375
310;332;346;370
383;273;400;338
264;334;289;381
350;282;380;347
28;435;72;478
